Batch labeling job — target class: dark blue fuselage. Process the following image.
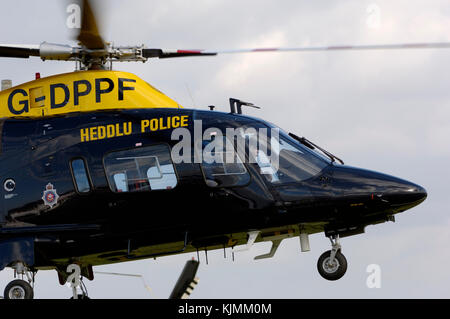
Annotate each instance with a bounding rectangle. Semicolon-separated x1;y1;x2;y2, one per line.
0;108;426;270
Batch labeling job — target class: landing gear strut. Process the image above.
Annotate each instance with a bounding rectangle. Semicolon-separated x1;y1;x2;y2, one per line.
4;262;35;299
317;235;347;281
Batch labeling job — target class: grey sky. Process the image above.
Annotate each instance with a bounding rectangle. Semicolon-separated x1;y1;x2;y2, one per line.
0;0;449;298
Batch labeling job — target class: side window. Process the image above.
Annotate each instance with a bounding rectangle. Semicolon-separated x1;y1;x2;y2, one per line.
104;144;177;193
201;135;250;188
71;158;91;193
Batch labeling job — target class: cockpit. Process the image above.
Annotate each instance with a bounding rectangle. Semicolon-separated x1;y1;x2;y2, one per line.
197;118;334;189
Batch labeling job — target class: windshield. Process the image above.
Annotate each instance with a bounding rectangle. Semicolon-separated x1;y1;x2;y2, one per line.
239;123;330;184
258;133;329;184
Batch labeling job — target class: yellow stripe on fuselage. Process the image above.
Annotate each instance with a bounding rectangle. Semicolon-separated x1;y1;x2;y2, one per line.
0;70;181;118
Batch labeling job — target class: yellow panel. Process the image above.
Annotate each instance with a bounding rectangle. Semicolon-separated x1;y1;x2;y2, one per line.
0;70;181;118
29;86;45;108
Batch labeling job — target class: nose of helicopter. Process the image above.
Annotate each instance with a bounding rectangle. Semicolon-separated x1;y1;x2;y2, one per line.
332;165;427;211
382;179;428;212
400;183;428;203
385;182;427;210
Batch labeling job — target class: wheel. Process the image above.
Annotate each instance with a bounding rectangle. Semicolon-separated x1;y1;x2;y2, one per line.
317;250;347;281
4;279;34;299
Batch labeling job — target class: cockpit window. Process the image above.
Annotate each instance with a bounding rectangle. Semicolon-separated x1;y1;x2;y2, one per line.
250;131;329;184
104;144;177;192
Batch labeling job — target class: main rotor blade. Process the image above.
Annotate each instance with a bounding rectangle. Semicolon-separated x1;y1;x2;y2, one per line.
143;42;450;59
0;44;40;58
143;49;217;59
77;0;105;50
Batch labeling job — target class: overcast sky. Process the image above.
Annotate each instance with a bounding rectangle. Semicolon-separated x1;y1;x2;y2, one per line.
0;0;449;299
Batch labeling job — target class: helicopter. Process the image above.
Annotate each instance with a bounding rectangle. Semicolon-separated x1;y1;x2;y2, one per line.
0;0;432;299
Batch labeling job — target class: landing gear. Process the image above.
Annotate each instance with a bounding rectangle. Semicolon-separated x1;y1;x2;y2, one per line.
317;235;347;281
4;279;34;299
4;262;35;299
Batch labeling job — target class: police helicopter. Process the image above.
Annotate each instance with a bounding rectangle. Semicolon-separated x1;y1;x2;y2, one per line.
0;0;432;299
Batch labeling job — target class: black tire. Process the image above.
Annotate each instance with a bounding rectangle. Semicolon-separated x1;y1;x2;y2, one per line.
4;279;34;299
317;250;347;281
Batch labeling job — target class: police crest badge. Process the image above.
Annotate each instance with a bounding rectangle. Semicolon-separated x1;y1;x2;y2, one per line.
42;183;59;208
